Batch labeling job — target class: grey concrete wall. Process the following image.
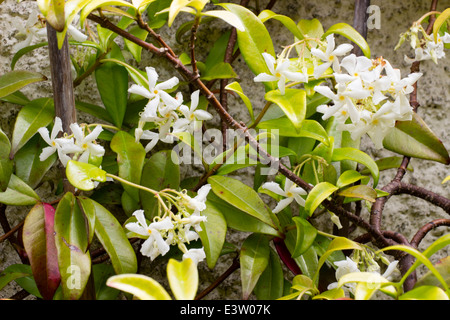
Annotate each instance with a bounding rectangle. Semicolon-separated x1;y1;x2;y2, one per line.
0;0;449;299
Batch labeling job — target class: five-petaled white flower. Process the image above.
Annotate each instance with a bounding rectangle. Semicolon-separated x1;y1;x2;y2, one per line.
254;52;308;95
125;210;174;260
179;90;213;133
183;248;206;265
70;123;105;163
311;34;353;78
12;11;47;53
261;179;307;213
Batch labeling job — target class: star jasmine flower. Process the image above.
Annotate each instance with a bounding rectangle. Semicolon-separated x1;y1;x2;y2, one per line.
179;90;213;132
182;184;211;212
261;179;307;213
254;53;308;95
70;123;105;163
182;247;206;265
327;256;361;290
128;67;180;110
125;210;174;260
339;54;374;83
311;34;353;78
12;11;47;53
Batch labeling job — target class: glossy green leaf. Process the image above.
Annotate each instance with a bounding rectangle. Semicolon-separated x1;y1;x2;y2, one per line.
0;174;40;206
0;70;47;99
221;3;276;89
22;202;60;300
336;170;363;189
206;195;280;237
146;0;171;29
167;258;198;300
323;22;371;58
202;10;245;31
167;0;196;26
54;192;91;300
15;134;57;189
197;201;227;269
332;147;380;187
106;274;172;300
265;89;307;132
0;90;30;105
0;128;12;192
111;131;146;202
208;175;277;228
292;216;318;258
10;97;54;156
66;160;107;191
254;248;284;300
78;197;138;275
338;185;377;202
79;0;135;26
225;81;253;121
415;256;450;290
433;8;450;42
297;19;324;39
400;285;449;300
337;272;395;300
383;112;450;165
257;117;329;146
0;264;33;292
140;150;180;220
258;10;304;40
95;59;129;128
240;233;270;299
123;26;148;63
304;182;338;216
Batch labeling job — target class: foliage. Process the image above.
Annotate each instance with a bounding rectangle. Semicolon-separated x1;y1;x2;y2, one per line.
0;0;449;301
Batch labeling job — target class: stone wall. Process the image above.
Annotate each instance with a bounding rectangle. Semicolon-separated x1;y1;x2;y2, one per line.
0;0;449;299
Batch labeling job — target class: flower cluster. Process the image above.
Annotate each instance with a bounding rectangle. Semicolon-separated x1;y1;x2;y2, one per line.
38;117;105;167
129;67;213;153
124;184;211;264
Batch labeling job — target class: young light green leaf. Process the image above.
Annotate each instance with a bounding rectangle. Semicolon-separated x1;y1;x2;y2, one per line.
304;182;338;216
291;216;318;258
265;89;307;132
10;97;54;156
225;81;254;121
383;112;450;165
167;258;198;300
0;70;47;100
240;233;270;299
202;10;245;31
79;0;135;26
332;147;380;187
400;285;449;300
208;175;278;228
0;174;40;206
433;8;450;42
66;160;107;191
107;274;172;300
336;170;363;189
322;23;371;58
338;185;377;203
258;10;304;40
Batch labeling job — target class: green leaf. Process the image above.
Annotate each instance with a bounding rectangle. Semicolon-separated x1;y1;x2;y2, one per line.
360;156;413;175
140;150;180;220
54;192;91;300
254;248;284;300
66;160;107;191
291;216;318;258
92;264;120;300
433;8;450;42
338;185;377;203
22;202;61;300
323;23;371;58
400;285;449;300
257;117;329;146
208;175;277;228
106;274;172;300
111;131;146;202
0;174;40;206
167;258;198;300
0;70;47;99
240;233;270;299
197;201;227;269
415;256;450;290
0;90;30;105
202;9;245;31
0;264;33;292
332;147;380;187
0;128;13;192
123;25;148;63
258;10;304;40
383;112;450;165
336;170;363;189
304;182;338;216
39;0;65;31
78;197;138;275
100;58;148;88
79;0;135;26
265;89;307;132
225;81;254;121
14;134;57;189
220;3;276;90
10;97;54;156
95;59;129;128
75;100;114;124
11;42;49;70
146;0;171;29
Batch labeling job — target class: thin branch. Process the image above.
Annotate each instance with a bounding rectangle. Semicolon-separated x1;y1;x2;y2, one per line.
411;218;450;248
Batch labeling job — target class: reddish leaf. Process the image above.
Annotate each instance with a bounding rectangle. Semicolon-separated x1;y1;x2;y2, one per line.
23;202;61;300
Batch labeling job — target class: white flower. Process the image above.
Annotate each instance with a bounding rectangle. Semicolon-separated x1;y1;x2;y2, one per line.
70;123;105;163
254;53;308;94
182;184;211;212
405;32;450;64
128;67;180;110
339;54;374;82
261;179;307;213
311;34;353;78
182;247;206;265
179;90;213;132
38;117;79;167
327;256;360;290
12;11;47;53
139;126;174;153
67;14;88;42
125;210;174;260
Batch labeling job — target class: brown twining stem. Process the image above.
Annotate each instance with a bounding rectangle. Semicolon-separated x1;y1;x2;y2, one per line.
0;220;24;244
411;219;450;248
